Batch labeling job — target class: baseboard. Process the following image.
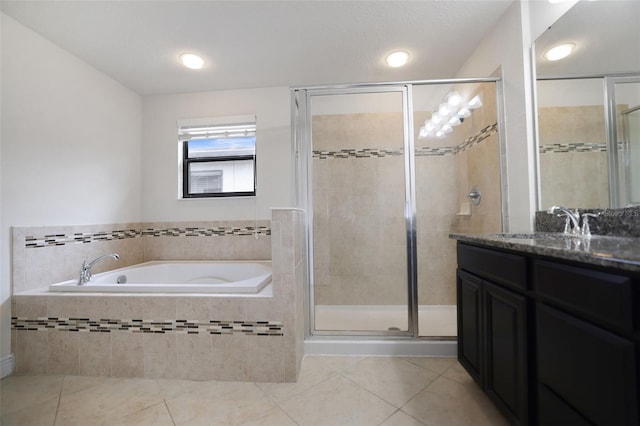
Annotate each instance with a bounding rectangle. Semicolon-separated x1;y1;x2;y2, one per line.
0;354;15;379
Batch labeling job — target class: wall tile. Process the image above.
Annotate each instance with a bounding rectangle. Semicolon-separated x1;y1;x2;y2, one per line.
15;331;48;374
212;334;248;381
78;332;111;376
111;332;144;377
48;330;79;375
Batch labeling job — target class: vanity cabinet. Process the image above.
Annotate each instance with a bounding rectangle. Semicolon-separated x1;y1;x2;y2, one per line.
534;260;638;426
456;241;640;426
457;244;529;426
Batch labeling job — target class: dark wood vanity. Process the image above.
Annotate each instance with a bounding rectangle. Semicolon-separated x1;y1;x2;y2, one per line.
454;237;640;426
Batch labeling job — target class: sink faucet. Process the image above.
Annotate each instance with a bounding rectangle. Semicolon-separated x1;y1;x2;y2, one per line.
547;206;600;237
78;253;120;285
547;206;581;235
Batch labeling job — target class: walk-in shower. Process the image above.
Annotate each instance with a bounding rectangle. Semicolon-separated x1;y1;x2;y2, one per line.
292;79;504;351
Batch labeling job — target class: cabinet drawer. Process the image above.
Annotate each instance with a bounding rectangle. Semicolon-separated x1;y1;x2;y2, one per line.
457;244;527;290
534;259;634;331
537;304;638;425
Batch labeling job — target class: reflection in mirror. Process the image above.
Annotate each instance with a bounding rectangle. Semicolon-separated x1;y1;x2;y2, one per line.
615;81;640;206
534;0;640;209
537;78;608;209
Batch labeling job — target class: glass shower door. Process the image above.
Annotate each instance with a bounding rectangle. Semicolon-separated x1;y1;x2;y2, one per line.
308;88;412;334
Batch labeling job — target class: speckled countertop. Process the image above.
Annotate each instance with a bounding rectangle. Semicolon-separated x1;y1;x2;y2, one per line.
450;232;640;273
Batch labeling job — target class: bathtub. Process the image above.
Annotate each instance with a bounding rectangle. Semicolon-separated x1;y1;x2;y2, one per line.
49;261;272;294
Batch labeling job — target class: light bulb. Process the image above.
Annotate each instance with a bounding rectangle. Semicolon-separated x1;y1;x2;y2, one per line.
438;103;453;117
435;130;445;138
442;124;453;134
385;51;410;68
431;113;442;124
458;107;471;118
544;43;575;61
468;95;482;109
448;116;462;126
447;92;462;107
180;53;205;69
419;127;428;138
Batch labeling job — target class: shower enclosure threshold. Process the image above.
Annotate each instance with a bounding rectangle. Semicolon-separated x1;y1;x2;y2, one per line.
304;337;457;357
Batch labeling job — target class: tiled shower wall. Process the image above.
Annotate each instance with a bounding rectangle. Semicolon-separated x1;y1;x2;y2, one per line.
420;82;502;305
11;210;305;382
312;83;502;307
538;105;610;209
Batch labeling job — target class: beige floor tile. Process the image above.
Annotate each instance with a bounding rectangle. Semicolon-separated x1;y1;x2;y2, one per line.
165;381;276;425
381;410;427;426
107;401;175;426
61;375;111;396
255;355;338;404
155;377;213;400
55;377;165;425
0;374;63;416
301;354;367;374
402;356;457;375
0;395;59;426
279;374;397;426
342;357;439;407
401;376;508;426
442;361;475;385
239;405;297;426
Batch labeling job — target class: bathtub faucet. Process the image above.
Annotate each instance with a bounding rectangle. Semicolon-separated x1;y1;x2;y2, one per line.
78;253;120;285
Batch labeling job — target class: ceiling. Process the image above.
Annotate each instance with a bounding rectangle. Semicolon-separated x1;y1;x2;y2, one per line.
1;0;514;96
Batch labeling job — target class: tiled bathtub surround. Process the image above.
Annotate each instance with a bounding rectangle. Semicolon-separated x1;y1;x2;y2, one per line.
24;225;271;249
12;221;272;294
535;206;640;238
11;209;306;382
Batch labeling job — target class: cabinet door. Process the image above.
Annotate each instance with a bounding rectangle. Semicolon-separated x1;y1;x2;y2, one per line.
484;281;528;426
537;304;638;426
457;269;483;385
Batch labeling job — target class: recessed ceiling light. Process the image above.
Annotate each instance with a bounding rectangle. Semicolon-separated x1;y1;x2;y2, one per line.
544;43;575;61
180;53;205;70
385;50;410;68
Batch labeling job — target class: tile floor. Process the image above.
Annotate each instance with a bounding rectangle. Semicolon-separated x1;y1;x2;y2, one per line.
0;356;508;426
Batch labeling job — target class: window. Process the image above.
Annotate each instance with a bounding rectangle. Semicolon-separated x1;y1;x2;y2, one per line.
179;116;256;198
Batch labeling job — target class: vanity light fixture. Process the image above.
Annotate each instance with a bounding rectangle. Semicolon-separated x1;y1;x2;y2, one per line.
385;50;410;68
544;43;575;61
179;53;205;70
418;92;483;139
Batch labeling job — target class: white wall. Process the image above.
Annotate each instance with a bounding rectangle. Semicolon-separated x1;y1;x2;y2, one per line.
141;87;291;221
0;13;142;359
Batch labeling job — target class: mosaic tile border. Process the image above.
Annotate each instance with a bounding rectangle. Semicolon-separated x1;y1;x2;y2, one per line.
539;141;625;154
12;317;283;336
25;226;271;249
312;122;498;159
539;142;607;154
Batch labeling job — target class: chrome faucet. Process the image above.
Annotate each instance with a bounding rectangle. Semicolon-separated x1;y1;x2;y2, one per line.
547;206;581;235
547;206;600;237
78;253;120;285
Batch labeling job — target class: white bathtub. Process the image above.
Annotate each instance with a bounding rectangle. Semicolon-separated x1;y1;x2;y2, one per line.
49;261;272;294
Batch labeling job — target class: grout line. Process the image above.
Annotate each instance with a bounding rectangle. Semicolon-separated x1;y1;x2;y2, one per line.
53;376;64;426
164;399;177;426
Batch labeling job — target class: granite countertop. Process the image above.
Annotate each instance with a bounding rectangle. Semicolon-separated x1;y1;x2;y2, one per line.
450;232;640;273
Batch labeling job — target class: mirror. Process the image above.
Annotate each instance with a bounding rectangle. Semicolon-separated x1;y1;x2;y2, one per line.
534;0;640;209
